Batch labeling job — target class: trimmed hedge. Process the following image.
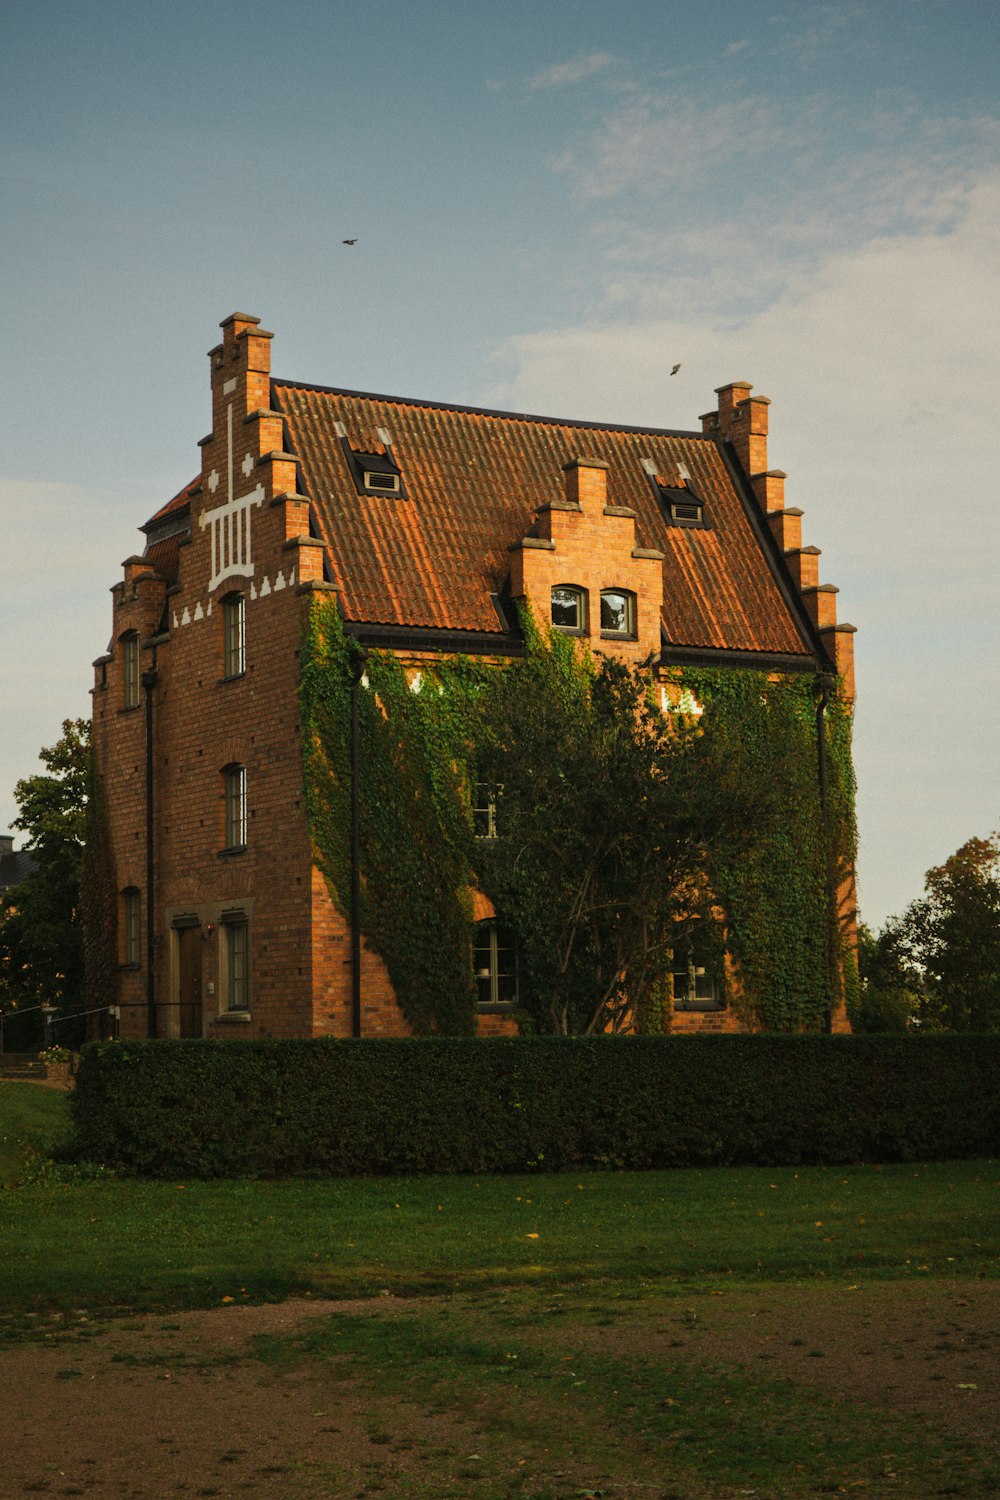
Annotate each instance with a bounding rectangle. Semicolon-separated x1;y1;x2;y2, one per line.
70;1035;1000;1178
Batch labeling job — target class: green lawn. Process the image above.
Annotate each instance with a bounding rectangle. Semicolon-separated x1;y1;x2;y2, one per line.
0;1081;72;1186
3;1086;1000;1497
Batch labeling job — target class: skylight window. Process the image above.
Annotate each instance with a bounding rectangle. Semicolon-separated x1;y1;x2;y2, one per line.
641;457;708;529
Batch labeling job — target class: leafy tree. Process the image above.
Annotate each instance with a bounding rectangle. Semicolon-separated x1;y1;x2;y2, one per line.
0;720;90;1018
473;633;756;1034
895;835;1000;1032
852;919;921;1032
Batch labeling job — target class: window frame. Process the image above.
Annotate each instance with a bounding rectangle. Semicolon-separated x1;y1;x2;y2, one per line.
121;887;140;968
221;913;250;1012
222;764;247;852
671;934;725;1013
550;584;588;634
599;588;637;639
473;780;503;840
474;919;519;1012
222;592;246;679
122;632;140;709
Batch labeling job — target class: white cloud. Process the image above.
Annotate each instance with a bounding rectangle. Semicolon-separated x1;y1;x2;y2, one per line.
527;52;617;91
488;174;1000;924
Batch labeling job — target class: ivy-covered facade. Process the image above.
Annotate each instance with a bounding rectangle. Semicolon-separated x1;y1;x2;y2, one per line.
91;312;857;1041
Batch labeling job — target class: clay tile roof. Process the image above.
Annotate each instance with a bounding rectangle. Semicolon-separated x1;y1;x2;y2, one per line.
273;381;814;658
141;476;198;586
144;476;199;528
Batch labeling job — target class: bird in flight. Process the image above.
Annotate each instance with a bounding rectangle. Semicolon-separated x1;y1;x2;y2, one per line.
670;363;682;376
342;238;358;245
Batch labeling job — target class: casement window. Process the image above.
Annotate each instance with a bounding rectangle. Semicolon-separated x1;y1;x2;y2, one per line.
122;633;140;709
222;913;250;1011
223;765;247;851
599;589;637;638
550;584;587;632
474;920;518;1010
672;936;725;1012
473;781;503;839
122;887;140;967
222;593;246;678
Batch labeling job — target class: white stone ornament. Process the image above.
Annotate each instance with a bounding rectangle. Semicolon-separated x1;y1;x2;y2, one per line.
207;470;220;493
242;452;254;478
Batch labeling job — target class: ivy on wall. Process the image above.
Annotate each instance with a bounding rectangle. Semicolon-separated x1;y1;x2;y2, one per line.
300;597;857;1035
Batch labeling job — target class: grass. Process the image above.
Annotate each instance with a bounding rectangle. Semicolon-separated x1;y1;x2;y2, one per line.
3;1086;1000;1497
0;1081;71;1186
1;1120;998;1320
247;1294;1000;1498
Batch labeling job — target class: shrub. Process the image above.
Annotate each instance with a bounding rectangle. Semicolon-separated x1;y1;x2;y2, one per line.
70;1034;1000;1179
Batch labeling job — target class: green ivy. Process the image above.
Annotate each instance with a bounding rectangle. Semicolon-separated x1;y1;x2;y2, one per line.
676;668;857;1031
300;598;857;1036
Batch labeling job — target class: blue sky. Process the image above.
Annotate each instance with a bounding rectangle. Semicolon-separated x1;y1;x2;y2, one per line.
2;0;998;926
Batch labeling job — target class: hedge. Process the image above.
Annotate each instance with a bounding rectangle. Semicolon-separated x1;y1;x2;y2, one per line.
68;1035;1000;1178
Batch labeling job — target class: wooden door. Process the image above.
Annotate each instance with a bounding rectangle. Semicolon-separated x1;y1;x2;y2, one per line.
177;926;203;1037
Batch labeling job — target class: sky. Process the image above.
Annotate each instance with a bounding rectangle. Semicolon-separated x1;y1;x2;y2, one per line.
1;0;997;927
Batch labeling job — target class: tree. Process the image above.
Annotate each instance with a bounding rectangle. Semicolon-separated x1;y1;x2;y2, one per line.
473;635;756;1034
0;720;90;1018
895;835;1000;1032
853;918;922;1032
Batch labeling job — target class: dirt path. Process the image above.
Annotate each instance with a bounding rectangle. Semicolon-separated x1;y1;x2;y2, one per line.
2;1282;998;1498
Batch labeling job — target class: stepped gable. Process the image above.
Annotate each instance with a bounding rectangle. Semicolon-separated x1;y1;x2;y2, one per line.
272;380;815;658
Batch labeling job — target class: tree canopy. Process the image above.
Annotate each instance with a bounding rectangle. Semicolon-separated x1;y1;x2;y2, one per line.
0;719;90;1016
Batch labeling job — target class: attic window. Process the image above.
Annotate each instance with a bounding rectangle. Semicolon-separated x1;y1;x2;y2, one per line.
641;457;708;529
363;467;400;493
670;499;703;524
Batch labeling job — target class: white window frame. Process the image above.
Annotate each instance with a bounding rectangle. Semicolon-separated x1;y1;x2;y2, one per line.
223;917;250;1011
473;781;503;840
222;592;246;678
122;633;140;709
223;765;247;851
122;888;140;966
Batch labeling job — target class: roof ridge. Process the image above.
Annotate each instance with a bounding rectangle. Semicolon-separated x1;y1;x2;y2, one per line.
272;377;705;440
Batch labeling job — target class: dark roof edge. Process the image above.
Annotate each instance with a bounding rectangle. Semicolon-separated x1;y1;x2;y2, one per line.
715;439;834;670
273;378;704;440
658;643;821;674
342;620;525;657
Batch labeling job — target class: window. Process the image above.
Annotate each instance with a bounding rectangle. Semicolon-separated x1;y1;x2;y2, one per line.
122;888;140;967
474;920;518;1009
473;781;502;839
670;500;703;524
600;589;636;637
223;765;247;850
222;593;245;678
550;585;587;631
122;633;140;708
223;917;249;1011
672;932;725;1012
363;467;400;493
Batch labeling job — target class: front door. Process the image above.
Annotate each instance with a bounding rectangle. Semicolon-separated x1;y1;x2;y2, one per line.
177;925;203;1037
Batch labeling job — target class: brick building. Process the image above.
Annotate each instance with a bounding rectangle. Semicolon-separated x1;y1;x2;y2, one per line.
91;313;856;1040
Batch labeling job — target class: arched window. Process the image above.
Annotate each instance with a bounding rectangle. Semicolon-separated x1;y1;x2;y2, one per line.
550;584;587;632
474;920;518;1010
222;593;246;678
223;764;247;851
121;632;140;709
600;589;636;638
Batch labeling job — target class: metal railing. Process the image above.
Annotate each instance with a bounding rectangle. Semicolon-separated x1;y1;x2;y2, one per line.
0;1003;119;1054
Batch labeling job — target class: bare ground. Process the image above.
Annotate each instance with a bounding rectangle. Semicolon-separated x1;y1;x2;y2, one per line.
2;1281;998;1499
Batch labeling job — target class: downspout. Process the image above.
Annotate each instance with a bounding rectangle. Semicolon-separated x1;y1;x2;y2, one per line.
816;673;832;1033
141;657;158;1039
349;647;368;1039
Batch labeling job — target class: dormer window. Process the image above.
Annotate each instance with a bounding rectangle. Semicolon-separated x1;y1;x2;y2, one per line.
641;457;707;528
336;423;407;498
551;584;587;632
600;589;636;638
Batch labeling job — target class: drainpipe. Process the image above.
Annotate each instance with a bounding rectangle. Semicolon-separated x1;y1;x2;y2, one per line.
349;647;368;1039
141;658;158;1039
816;673;833;1033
